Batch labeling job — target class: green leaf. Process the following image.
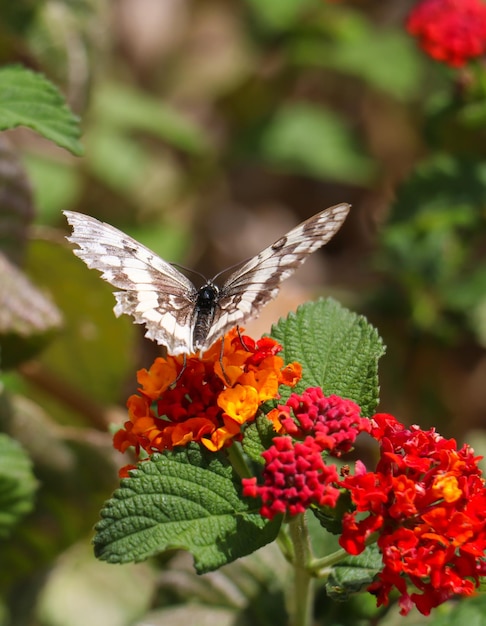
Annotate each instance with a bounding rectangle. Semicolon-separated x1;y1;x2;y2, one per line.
390;154;486;225
270;298;385;416
244;0;315;31
94;446;280;573
325;544;382;600
22;152;81;221
0;65;83;155
93;83;212;156
0;433;37;538
291;13;423;101
242;414;276;464
257;103;375;184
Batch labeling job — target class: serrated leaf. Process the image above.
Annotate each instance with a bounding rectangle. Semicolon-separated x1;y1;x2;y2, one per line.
271;298;385;416
0;433;37;538
241;414;276;464
94;446;280;573
325;544;382;601
0;65;83;155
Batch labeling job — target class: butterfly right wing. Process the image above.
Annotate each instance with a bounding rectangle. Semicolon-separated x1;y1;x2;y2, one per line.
63;211;198;354
201;203;351;349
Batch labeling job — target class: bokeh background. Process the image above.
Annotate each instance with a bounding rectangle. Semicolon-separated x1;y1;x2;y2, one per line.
2;0;486;624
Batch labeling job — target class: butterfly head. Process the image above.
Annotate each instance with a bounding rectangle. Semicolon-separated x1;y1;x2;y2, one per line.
196;282;220;312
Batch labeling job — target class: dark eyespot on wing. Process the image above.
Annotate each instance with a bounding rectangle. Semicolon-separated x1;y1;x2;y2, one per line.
272;236;287;250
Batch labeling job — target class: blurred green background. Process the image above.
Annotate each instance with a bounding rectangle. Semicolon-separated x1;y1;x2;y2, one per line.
2;0;486;624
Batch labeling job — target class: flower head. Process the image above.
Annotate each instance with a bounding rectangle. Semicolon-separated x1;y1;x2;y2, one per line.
242;435;341;519
114;329;301;468
244;389;369;519
268;387;370;455
406;0;486;67
340;413;486;615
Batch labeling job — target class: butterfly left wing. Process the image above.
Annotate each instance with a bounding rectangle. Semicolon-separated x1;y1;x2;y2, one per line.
63;211;199;354
201;203;351;350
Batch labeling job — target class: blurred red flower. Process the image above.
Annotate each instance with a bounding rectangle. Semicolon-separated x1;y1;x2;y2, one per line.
406;0;486;67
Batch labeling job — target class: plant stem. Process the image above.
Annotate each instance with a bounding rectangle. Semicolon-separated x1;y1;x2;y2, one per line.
226;443;252;478
287;514;313;626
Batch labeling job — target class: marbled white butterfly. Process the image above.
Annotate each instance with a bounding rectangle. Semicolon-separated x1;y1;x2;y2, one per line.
64;203;350;355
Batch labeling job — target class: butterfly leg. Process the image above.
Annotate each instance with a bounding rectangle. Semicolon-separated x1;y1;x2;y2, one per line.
218;335;233;386
171;353;187;387
236;325;251;351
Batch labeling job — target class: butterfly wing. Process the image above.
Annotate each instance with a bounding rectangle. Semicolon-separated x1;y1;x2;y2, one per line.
201;203;351;349
63;211;198;354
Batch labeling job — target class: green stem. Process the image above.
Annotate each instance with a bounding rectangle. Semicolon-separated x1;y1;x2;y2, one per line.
309;546;350;577
226;443;252;478
287;514;313;626
310;531;380;578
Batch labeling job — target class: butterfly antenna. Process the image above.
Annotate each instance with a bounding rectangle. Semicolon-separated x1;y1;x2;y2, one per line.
171;262;208;284
211;257;252;282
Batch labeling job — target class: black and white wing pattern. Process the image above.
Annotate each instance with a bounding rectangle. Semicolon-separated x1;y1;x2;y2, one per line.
64;203;350;355
202;202;351;349
64;211;198;354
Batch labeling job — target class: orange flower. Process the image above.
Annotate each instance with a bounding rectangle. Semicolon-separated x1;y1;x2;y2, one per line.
218;385;259;423
136;357;179;399
113;329;302;468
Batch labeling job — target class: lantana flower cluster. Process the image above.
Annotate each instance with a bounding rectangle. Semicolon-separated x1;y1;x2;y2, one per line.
406;0;486;67
242;387;486;615
114;328;301;473
113;330;486;616
340;413;486;615
242;388;370;519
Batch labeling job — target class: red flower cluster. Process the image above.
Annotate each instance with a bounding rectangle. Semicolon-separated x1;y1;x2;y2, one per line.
268;387;370;455
243;435;341;519
113;329;301;474
243;389;369;519
406;0;486;67
340;413;486;616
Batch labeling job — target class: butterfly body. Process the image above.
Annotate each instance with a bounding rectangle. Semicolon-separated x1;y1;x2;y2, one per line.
193;282;219;350
64;203;350;355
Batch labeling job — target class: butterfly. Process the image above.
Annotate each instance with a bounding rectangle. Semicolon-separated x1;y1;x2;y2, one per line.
64;203;350;355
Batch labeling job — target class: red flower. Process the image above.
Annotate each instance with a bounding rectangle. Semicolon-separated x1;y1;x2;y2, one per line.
340;413;486;615
113;329;302;472
244;389;368;519
242;435;341;519
268;387;370;455
406;0;486;67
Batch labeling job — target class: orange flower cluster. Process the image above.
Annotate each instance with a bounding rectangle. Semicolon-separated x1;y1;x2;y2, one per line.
114;329;301;471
